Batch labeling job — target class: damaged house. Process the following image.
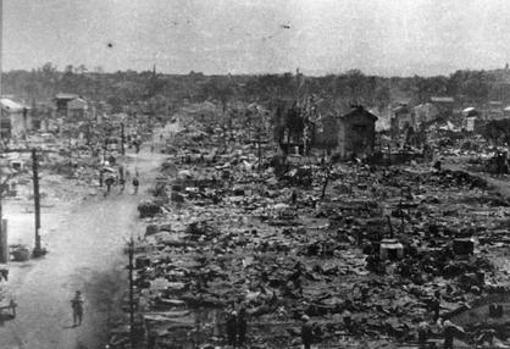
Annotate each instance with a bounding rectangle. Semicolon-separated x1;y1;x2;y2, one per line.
0;97;31;138
462;107;481;132
391;103;415;137
273;100;315;155
429;96;455;120
54;93;89;121
315;105;378;159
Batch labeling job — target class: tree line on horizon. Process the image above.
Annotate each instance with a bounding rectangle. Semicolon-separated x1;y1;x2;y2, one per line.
0;62;502;116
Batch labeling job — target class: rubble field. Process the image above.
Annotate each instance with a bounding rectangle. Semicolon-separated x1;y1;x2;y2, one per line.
109;115;510;348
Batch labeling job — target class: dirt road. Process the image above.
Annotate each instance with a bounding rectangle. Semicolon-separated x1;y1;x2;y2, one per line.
0;148;165;349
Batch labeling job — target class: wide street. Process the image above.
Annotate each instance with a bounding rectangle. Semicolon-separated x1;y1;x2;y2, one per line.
0;147;165;349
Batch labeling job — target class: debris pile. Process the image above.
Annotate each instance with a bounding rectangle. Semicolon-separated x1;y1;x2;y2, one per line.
109;106;510;348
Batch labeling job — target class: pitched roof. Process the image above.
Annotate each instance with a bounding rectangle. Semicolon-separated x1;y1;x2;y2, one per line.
341;105;378;121
67;97;88;110
393;104;410;114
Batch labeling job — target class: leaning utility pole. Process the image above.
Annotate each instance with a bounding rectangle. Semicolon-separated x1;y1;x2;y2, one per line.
32;148;42;256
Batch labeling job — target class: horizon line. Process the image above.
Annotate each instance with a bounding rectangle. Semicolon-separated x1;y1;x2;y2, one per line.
1;65;508;79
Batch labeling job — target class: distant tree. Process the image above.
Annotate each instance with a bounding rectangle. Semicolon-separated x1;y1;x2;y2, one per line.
76;64;88;74
344;69;367;104
374;83;391;109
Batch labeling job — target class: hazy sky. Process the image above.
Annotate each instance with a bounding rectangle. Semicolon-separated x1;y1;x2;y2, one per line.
3;0;510;76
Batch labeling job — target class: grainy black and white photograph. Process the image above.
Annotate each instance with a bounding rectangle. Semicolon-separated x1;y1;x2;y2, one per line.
0;0;510;348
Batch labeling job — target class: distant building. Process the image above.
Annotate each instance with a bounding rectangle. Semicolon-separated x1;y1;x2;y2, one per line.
429;96;454;119
54;93;89;120
338;106;378;159
391;103;415;136
462;107;480;132
489;65;510;103
502;105;510;119
0;98;31;138
487;100;504;120
414;103;440;125
273;100;315;155
315;105;377;159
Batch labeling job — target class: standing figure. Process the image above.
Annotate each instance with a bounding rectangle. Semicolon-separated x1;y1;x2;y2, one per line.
431;291;441;321
99;169;104;187
442;319;456;349
301;315;313;349
417;319;430;349
105;176;115;194
226;310;238;347
237;307;247;347
132;177;139;194
71;290;84;326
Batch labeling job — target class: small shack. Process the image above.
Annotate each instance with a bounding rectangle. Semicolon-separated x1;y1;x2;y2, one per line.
430;96;455;120
337;105;378;159
314;105;377;159
391;103;415;134
67;97;88;120
0;98;31;138
54;93;88;120
380;238;404;261
462;107;480;132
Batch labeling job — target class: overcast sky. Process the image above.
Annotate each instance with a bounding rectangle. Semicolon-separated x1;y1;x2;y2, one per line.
3;0;510;76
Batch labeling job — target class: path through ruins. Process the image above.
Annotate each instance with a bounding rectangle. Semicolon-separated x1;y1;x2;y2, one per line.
0;147;165;349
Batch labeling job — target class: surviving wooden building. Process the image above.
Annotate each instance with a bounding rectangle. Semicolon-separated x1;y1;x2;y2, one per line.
391;103;414;136
0;98;31;138
54;93;89;120
315;105;378;159
429;96;454;120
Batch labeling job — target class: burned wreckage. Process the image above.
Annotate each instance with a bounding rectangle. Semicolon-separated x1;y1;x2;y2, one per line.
105;97;510;348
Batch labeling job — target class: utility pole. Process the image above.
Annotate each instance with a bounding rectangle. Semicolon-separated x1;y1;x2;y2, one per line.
32;148;42;256
0;194;6;264
0;0;7;265
0;0;3;100
128;237;135;347
255;134;262;172
251;131;267;172
320;166;330;200
121;122;125;155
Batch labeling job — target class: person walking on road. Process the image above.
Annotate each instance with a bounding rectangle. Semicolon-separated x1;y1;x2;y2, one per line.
119;177;126;192
71;290;85;327
132;177;139;194
118;166;126;193
105;176;115;196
